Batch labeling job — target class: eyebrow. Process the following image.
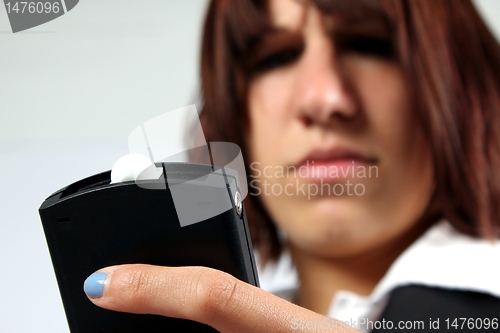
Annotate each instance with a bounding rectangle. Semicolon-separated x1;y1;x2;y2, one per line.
244;29;304;69
334;16;391;37
245;1;391;52
311;0;390;29
313;0;387;19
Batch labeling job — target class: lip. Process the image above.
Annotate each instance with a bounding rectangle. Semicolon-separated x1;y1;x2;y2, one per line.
294;145;378;182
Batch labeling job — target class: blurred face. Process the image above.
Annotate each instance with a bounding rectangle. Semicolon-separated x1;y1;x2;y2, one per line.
246;0;434;257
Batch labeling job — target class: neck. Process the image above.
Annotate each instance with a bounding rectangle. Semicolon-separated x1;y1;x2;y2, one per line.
289;220;433;315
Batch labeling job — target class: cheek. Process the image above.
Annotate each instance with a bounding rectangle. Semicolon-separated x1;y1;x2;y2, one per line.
350;60;425;166
247;74;294;163
247;74;309;226
352;60;435;220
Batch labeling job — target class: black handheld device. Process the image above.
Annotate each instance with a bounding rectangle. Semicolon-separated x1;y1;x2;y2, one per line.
39;162;259;333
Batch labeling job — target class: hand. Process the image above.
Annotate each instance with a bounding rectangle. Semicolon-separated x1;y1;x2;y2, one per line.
83;264;359;333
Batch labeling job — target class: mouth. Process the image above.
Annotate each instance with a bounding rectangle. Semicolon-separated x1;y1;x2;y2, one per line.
293;146;378;182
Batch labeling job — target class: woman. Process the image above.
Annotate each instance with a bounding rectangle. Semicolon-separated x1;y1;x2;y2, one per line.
83;0;500;332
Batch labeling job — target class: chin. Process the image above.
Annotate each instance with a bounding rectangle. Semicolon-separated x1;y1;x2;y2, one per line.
290;230;373;258
288;211;374;255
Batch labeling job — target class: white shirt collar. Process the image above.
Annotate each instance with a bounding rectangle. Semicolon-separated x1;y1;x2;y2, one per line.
257;219;500;331
371;219;500;301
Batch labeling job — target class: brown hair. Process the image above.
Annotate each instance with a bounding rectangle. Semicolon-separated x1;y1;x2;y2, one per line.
198;0;500;262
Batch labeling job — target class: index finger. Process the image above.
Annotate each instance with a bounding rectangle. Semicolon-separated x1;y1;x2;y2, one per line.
84;264;357;333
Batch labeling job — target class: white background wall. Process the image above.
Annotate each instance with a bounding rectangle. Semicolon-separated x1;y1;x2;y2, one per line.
0;1;209;332
0;1;498;332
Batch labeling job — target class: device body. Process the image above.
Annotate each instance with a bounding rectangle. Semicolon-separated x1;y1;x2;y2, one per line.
39;162;259;333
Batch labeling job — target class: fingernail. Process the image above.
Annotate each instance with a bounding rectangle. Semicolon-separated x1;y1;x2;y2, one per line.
84;272;107;298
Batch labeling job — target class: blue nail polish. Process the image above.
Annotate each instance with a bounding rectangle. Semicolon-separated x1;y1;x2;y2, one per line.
84;272;107;297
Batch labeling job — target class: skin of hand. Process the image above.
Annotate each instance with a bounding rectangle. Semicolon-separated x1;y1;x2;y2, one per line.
84;264;360;333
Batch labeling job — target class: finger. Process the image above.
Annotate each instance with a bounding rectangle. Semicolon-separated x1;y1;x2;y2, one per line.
83;264;357;333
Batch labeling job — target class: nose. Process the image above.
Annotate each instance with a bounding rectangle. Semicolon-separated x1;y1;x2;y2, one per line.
292;29;358;127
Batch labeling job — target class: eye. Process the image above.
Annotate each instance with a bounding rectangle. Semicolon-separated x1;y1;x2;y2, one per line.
337;36;395;59
252;47;302;73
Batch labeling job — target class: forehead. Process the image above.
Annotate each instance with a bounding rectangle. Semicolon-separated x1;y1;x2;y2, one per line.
268;0;306;31
267;0;388;32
